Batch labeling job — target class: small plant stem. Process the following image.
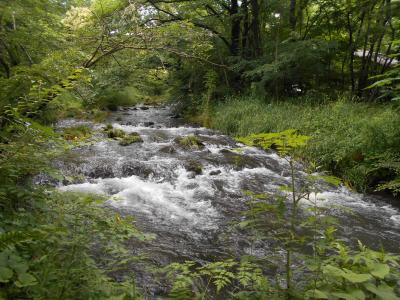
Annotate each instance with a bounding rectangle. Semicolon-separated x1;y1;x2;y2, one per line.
286;159;297;297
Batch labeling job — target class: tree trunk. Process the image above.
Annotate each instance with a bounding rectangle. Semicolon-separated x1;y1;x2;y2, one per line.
241;0;250;57
249;0;262;57
346;13;355;93
290;0;297;30
230;0;241;55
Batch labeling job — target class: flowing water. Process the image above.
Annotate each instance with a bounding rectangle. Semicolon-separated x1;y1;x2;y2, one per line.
56;105;400;295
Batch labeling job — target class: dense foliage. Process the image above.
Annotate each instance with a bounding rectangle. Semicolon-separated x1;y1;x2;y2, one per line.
212;96;400;194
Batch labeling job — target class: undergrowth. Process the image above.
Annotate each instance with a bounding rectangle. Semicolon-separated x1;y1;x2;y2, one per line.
0;111;144;299
211;95;400;194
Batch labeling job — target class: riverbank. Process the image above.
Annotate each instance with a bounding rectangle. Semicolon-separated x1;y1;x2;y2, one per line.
206;95;400;196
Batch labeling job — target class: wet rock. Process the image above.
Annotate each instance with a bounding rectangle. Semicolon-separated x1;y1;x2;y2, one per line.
209;170;222;176
198;135;237;147
106;128;126;139
122;162;153;178
140;106;150;110
125;122;133;126
143;121;155;127
187;172;196;179
34;173;60;186
131;107;138;111
62;175;86;185
170;114;182;119
159;145;176;154
175;135;205;150
104;124;113;131
88;165;114;179
185;161;203;175
119;132;143;146
185;182;200;189
219;149;261;170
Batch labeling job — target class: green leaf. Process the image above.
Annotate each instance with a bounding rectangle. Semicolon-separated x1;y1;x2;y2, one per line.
319;175;342;186
15;273;37;287
305;289;329;299
369;263;390;279
331;292;356;300
349;289;365;300
364;283;398;300
322;265;345;277
0;267;13;283
341;269;372;283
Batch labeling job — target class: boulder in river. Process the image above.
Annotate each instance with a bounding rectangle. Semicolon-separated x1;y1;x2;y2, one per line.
119;132;143;146
159;145;176;154
122;162;153;178
143;121;155;127
185;160;203;175
175;135;205;150
219;149;262;170
170;114;182;119
209;170;222;176
106;128;126;139
88;165;114;179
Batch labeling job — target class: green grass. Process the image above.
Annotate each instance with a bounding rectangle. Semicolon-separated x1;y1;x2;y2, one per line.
119;133;143;146
62;125;92;141
176;135;205;150
211;96;400;194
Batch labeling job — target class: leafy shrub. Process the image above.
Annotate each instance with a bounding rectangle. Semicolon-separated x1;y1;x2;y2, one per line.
0;118;143;299
41;92;86;123
305;242;400;300
96;88;144;111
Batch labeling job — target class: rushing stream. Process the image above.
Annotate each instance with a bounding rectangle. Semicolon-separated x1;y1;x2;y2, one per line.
56;105;400;295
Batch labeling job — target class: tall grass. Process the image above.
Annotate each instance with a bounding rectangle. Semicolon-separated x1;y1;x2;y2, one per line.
211;96;400;193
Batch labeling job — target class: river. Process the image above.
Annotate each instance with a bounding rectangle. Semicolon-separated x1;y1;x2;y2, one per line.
55;105;400;296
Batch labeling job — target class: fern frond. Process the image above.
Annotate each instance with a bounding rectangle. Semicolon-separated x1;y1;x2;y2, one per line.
0;231;37;250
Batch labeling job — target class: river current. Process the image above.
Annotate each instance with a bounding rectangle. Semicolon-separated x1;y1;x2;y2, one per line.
55;105;400;295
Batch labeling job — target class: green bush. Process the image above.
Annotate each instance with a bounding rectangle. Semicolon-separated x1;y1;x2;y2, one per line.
211;95;400;194
96;87;145;111
0;119;143;299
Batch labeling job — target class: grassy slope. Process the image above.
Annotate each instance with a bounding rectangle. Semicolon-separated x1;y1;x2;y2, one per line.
210;96;400;194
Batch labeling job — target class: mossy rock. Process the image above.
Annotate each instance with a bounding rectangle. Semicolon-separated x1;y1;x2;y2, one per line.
185;160;203;175
107;128;126;139
104;124;113;131
159;145;176;154
175;135;205;150
119;132;143;146
236;129;310;155
63;125;92;141
219;149;261;170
